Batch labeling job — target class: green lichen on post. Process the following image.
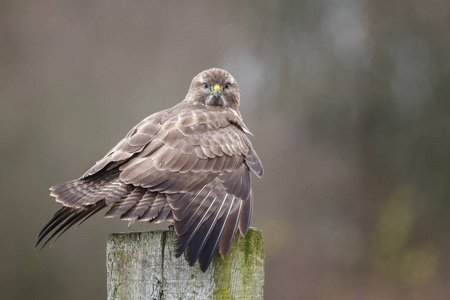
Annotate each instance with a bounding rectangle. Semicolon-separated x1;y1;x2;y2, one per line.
107;228;264;300
212;245;233;298
212;228;265;299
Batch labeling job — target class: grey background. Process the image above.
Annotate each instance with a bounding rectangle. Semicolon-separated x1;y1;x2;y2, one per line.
1;1;450;299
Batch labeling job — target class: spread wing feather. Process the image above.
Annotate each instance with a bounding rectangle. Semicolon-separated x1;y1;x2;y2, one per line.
152;201;172;223
120;190;156;220
239;189;253;236
185;193;230;268
36;202;106;250
198;195;239;271
244;147;264;178
139;193;167;221
104;187;146;218
219;200;242;258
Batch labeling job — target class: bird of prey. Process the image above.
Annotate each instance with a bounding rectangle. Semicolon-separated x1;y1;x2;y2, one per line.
36;68;264;272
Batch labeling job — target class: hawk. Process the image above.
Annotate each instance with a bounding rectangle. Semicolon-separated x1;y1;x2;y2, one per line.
36;68;263;272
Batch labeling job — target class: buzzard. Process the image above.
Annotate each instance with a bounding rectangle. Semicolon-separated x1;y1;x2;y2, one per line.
36;68;263;272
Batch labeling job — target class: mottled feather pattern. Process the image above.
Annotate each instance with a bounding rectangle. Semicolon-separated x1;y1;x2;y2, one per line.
37;68;263;272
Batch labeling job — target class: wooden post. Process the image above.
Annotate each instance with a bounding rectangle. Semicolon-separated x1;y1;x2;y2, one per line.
107;228;264;300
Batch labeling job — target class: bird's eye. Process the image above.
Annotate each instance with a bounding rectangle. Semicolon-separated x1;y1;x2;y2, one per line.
224;83;230;89
202;83;209;89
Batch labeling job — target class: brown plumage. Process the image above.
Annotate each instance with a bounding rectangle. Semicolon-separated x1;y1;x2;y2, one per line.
36;68;264;272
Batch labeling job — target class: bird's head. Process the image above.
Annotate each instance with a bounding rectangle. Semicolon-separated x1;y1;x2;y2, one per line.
186;68;240;109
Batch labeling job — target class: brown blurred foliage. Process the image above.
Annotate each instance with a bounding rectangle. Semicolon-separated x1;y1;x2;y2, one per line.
1;1;450;299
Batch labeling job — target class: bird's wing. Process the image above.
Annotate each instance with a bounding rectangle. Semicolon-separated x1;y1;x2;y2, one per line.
116;106;263;271
42;104;263;271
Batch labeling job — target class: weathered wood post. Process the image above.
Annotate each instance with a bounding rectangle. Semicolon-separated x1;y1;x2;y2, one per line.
106;228;264;300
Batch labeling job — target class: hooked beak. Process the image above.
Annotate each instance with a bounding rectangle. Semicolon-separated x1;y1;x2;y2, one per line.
213;84;222;98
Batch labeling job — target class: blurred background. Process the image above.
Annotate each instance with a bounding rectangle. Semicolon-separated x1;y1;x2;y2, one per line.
1;0;450;299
